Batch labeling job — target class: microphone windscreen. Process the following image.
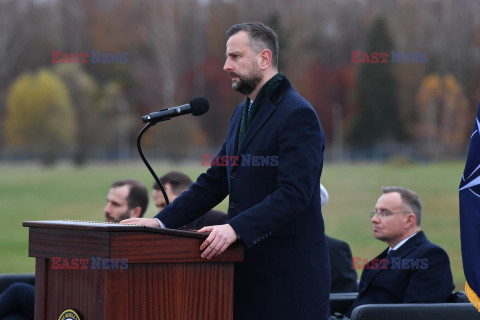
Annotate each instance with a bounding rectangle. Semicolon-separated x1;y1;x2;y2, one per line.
190;97;209;116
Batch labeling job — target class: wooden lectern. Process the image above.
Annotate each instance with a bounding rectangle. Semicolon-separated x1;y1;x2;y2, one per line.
23;220;243;320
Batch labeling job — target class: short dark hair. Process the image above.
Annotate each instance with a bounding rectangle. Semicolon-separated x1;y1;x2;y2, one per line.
153;171;193;196
226;21;279;68
382;186;422;226
111;179;149;216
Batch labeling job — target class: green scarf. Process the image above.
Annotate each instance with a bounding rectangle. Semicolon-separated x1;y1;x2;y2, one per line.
237;72;284;152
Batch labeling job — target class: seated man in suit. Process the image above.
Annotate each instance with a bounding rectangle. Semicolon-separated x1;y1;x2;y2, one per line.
345;186;454;317
104;179;149;223
152;171;227;230
327;236;358;293
0;282;34;320
321;184;358;293
0;179;150;319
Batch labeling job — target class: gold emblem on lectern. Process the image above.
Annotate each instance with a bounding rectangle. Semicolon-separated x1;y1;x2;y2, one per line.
58;309;81;320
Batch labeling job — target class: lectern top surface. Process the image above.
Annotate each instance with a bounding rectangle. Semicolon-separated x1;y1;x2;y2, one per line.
22;220;207;239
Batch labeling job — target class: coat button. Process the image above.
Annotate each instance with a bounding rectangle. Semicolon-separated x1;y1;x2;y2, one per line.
229;203;236;209
231;172;237;179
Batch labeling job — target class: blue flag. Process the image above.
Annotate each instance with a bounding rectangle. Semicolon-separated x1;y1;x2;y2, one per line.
460;103;480;311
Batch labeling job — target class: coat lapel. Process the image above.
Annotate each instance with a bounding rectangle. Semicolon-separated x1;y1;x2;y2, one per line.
237;100;276;155
361;231;426;290
389;231;425;260
228;104;245;156
362;248;389;289
233;76;291;156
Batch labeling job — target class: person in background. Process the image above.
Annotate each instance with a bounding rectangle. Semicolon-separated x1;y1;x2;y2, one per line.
0;179;150;319
345;186;454;317
153;171;227;229
104;179;149;223
0;282;34;320
321;184;358;293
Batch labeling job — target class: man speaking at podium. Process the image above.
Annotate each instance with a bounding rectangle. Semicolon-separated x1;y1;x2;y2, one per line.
122;22;330;320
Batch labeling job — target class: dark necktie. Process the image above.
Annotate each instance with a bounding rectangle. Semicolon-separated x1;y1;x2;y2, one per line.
387;249;397;258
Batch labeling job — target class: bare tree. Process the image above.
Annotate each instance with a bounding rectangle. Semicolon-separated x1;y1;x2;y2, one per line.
0;1;32;86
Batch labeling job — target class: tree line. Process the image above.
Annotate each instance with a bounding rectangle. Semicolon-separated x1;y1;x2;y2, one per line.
0;0;478;165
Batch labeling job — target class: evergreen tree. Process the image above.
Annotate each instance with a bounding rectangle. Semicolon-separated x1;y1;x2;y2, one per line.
348;17;404;149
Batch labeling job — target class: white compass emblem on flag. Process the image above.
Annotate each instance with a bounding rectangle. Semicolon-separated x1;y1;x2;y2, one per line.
460;116;480;195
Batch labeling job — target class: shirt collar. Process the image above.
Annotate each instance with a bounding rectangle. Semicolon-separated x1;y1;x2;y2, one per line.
389;232;418;252
247;99;254;112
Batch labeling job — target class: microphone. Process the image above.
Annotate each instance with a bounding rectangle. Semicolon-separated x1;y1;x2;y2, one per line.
142;97;209;123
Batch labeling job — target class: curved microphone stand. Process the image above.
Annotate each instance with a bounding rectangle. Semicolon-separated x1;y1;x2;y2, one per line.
136;121;170;206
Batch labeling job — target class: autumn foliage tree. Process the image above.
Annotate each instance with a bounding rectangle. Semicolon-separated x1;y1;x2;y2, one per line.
5;69;76;165
1;0;478;162
415;74;470;159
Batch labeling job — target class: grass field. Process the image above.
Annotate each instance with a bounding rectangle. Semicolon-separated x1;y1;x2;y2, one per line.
0;160;467;290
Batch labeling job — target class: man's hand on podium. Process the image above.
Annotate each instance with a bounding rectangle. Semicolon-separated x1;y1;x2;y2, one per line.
198;224;238;260
120;218;160;227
